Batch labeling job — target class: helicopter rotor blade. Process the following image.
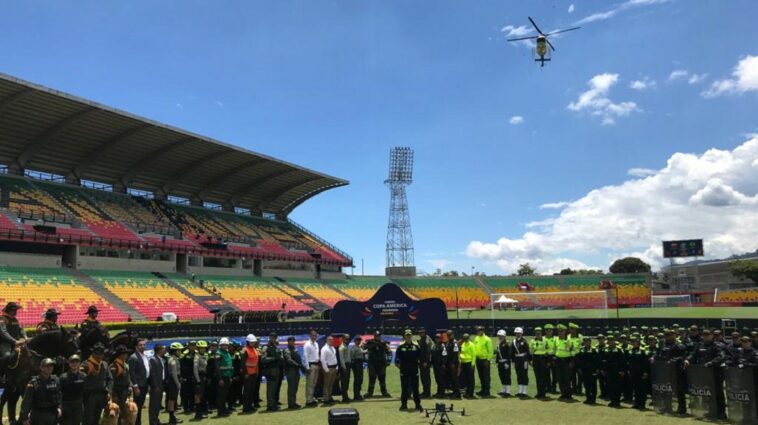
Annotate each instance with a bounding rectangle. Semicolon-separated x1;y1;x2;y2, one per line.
545;26;581;36
528;16;545;35
546;38;556;52
507;35;539;42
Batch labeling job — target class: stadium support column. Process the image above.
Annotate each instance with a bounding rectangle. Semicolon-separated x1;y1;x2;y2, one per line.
385;147;416;277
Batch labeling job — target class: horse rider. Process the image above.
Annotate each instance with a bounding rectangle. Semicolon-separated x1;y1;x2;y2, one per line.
0;302;27;374
79;306;101;336
36;309;61;334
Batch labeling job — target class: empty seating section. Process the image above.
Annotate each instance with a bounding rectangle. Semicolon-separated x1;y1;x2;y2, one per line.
715;288;758;303
327;276;390;300
164;273;214;297
88;191;172;231
485;277;562;292
485;275;650;306
86;271;212;320
501;292;607;309
394;278;489;309
0;176;68;221
288;279;345;306
197;276;308;311
0;267;126;324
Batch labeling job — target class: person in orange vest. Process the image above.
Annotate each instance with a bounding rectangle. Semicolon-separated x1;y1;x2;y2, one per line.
240;334;260;412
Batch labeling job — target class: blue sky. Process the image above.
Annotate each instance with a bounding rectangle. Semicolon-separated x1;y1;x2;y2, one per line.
2;1;757;275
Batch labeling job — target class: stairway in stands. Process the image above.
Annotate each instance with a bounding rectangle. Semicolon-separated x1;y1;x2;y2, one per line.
474;276;493;297
322;281;357;301
69;269;146;321
153;272;235;313
272;277;330;311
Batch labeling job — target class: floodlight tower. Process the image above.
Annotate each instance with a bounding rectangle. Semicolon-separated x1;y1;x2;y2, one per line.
385;147;416;277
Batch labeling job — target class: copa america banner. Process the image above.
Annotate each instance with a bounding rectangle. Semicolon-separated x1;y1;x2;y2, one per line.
724;367;757;425
330;283;448;335
687;365;718;419
651;361;678;414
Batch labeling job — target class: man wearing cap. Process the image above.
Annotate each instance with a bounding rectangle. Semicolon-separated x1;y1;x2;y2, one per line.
260;333;284;410
179;341;196;414
600;336;627;408
214;338;234;417
511;327;529;397
495;329;512;397
240;334;260;412
594;334;608;399
654;329;688;414
35;309;60;334
417;329;433;398
543;324;557;393
110;345;133;425
20;358;61;425
431;333;448;398
445;330;461;399
473;326;493;397
363;331;391;398
349;336;365;401
626;337;649;410
167;342;184;423
192;340;209;419
127;338;150;425
0;302;26;373
148;344;166;425
59;355;85;425
728;336;757;367
568;323;582;395
338;333;352;403
575;337;599;405
685;329;727;419
283;336;306;409
204;340;219;414
303;329;320;406
459;333;476;398
553;324;574;400
320;335;339;405
82;343;112;425
395;330;423;411
529;327;549;398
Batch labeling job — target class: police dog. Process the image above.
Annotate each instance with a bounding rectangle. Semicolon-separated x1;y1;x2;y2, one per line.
101;401;120;425
120;397;139;425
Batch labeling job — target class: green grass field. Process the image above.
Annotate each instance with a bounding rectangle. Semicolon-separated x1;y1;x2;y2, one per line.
449;306;758;320
152;363;707;425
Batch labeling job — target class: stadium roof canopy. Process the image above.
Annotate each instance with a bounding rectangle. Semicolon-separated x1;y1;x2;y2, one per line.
0;73;348;215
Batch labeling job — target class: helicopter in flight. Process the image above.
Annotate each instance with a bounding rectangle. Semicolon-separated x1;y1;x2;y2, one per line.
507;17;581;67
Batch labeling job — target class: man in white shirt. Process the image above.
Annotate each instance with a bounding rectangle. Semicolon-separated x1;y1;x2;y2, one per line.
320;335;338;404
303;329;321;406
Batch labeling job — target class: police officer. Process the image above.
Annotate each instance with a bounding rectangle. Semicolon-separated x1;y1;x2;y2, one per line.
338;333;352;403
109;345;133;425
685;329;727;419
205;340;219;414
179;341;196;413
79;305;100;335
417;328;433;398
553;324;574;400
575;337;599;405
601;336;626;408
626;336;649;410
215;338;234;416
59;354;86;425
594;334;608;400
543;324;557;393
167;342;184;423
349;336;365;401
35;309;60;334
568;323;582;395
20;358;61;425
431;333;448;398
193;340;209;419
81;343;112;425
240;334;260;412
0;302;26;372
459;333;476;398
655;329;688;415
260;333;284;411
473;326;493;397
511;327;529;397
728;336;757;367
529;327;549;399
283;336;306;409
363;331;391;398
494;329;512;397
395;330;422;411
445;330;461;399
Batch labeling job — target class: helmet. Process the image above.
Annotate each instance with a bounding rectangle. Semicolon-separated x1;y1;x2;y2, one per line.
496;329;506;337
196;340;208;348
246;334;257;343
169;342;184;351
219;337;230;346
514;327;524;334
41;358;56;367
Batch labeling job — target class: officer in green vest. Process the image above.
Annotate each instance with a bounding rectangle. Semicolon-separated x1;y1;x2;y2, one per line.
214;338;234;417
554;324;574;400
543;324;557;393
529;327;549;399
473;326;493;397
459;334;476;398
568;323;582;394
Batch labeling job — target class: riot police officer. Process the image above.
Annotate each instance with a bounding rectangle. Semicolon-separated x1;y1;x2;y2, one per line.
0;302;26;372
655;329;688;415
20;358;62;425
363;331;391;398
395;330;422;411
686;329;727;419
35;309;60;334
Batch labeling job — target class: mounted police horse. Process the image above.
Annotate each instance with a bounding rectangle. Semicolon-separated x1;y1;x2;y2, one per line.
0;327;79;425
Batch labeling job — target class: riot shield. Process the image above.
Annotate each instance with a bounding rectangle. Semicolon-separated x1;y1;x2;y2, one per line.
651;361;678;414
687;364;719;419
725;367;757;425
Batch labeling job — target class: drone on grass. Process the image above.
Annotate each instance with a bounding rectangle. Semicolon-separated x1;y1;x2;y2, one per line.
507;17;581;67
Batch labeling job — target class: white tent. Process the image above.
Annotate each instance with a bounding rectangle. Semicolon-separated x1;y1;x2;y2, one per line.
495;295;519;304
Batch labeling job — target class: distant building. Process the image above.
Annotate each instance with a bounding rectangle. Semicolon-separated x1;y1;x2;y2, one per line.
660;254;757;291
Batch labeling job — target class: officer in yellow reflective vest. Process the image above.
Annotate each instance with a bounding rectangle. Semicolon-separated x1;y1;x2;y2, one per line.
473;326;493;397
554;324;574;400
568;323;582;394
459;334;476;398
544;324;557;393
529;327;550;399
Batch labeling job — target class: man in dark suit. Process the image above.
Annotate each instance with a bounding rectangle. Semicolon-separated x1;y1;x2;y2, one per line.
127;339;149;425
148;344;166;425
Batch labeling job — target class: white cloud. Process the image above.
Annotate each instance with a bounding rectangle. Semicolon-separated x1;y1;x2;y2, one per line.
576;10;616;25
568;4;575;13
627;167;657;177
575;0;668;25
702;55;758;98
669;69;689;81
466;136;758;274
688;73;707;84
567;73;640;125
540;201;570;210
629;77;657;91
175;103;184;109
509;115;524;125
501;25;534;48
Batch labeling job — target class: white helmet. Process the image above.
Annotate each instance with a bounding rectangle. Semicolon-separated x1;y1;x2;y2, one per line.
514;327;524;334
246;334;257;343
496;329;506;337
219;337;230;345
